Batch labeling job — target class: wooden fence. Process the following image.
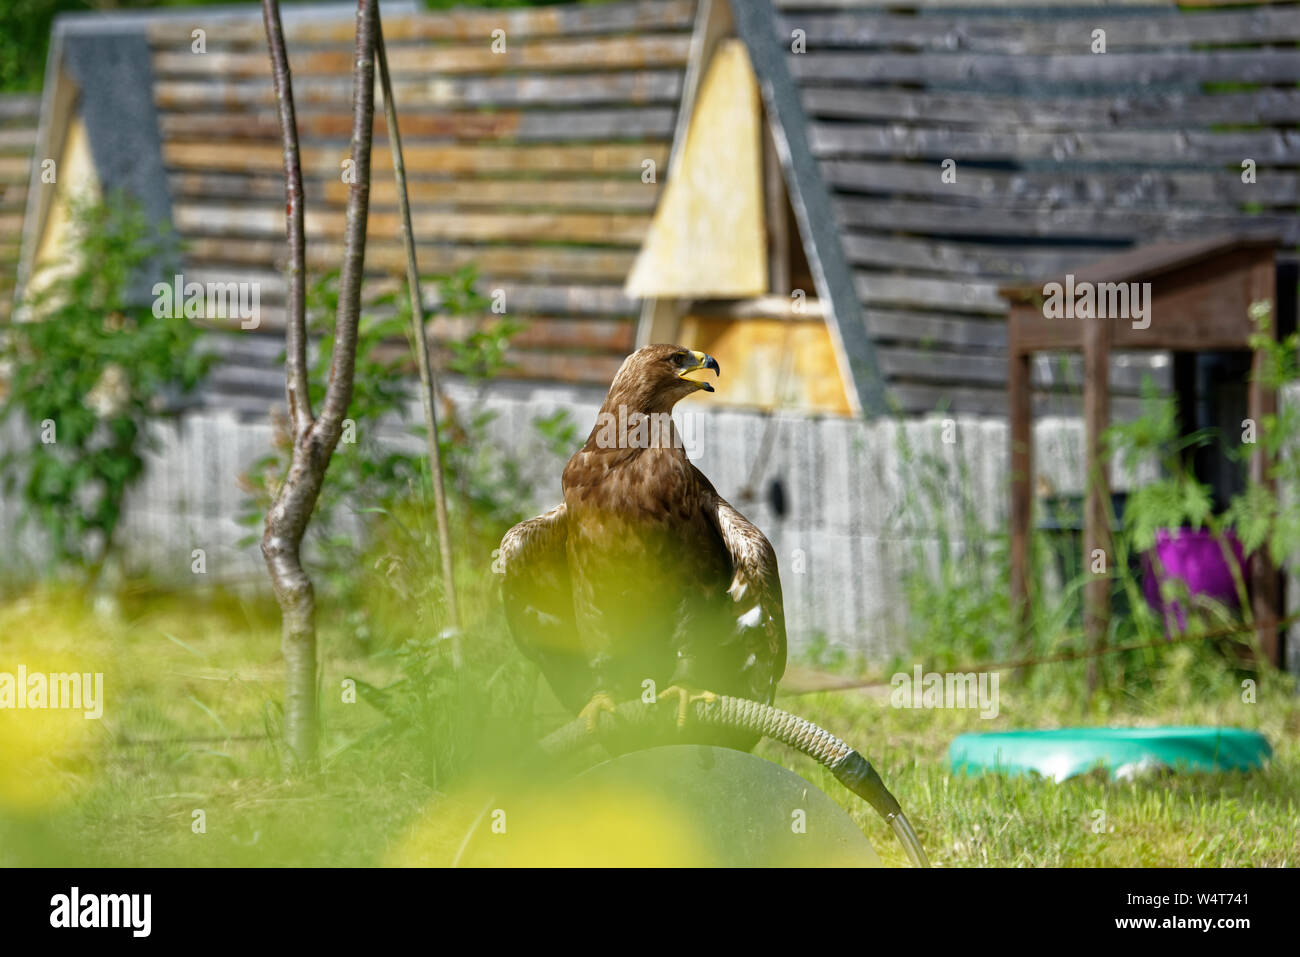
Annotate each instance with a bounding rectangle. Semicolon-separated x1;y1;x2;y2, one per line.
0;380;1133;661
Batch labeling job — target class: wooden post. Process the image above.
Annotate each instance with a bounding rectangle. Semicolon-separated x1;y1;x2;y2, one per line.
1083;316;1111;692
375;20;462;665
1008;329;1033;663
1247;257;1280;665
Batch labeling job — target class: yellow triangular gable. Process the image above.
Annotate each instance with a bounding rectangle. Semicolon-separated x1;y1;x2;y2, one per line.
23;113;100;312
625;38;766;299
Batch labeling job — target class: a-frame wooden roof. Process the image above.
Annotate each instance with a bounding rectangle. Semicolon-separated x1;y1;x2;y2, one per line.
12;0;1300;419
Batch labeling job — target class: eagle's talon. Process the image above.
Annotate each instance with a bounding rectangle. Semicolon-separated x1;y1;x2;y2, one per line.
578;691;617;733
658;685;717;729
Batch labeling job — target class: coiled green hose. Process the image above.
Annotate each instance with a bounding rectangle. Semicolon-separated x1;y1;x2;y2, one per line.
538;693;931;868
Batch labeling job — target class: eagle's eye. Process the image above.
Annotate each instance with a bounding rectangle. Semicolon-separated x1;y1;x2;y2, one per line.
671;350;689;366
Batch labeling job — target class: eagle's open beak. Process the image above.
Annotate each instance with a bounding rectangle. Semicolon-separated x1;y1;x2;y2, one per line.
678;350;721;393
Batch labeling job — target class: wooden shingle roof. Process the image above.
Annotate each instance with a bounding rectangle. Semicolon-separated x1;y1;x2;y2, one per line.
17;1;699;416
155;0;696;409
772;0;1300;414
14;0;1300;418
0;94;39;322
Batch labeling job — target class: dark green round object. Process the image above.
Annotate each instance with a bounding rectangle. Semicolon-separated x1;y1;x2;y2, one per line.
949;726;1271;781
463;744;882;866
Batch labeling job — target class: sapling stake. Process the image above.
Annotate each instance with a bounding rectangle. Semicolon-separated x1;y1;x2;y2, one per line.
374;17;462;666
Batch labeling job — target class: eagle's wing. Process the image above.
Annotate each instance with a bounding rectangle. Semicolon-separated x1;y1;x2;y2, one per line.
701;482;787;704
498;504;589;711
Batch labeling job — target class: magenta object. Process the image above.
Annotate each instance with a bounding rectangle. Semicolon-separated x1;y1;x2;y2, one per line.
1141;527;1248;631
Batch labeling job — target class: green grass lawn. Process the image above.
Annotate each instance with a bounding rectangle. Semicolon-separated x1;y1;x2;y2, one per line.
1;582;1295;867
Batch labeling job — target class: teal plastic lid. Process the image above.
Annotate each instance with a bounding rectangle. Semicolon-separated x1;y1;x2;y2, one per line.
949;727;1271;781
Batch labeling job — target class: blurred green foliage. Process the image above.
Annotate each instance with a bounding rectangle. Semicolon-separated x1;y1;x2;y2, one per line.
1;578;1295;867
891;427;1011;675
1107;380;1216;553
1222;301;1300;565
236;264;581;657
0;192;213;570
889;299;1300;697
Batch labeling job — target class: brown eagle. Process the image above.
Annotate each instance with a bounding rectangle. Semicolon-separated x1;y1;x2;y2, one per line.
499;344;786;746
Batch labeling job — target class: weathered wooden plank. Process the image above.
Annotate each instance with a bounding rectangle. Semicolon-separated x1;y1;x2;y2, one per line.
0;184;27;213
878;345;1159;394
889;381;1006;416
497;347;625;385
158;107;676;143
779;8;1300;53
801;86;1300;129
147;1;696;46
197;328;285;364
170;172;660;211
688;294;826;320
866;307;1008;350
152;34;691;79
822;159;1300;209
337;176;660;211
0;94;40;120
835;198;1298;244
854;272;1006;314
809;124;1300;165
204;361;285;397
0;127;37;154
842;232;1120;281
163;140;667;176
888;381;1146;420
1003;234;1280;296
184;269;637;320
409;32;689;75
203;302;506;337
173;202;651;246
184;236;638;281
790;49;1300;87
0;156;30;184
424;314;635;353
447;281;636;318
154;70;684;110
0;117;39;135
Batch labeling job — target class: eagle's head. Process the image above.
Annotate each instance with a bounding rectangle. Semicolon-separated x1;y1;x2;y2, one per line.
603;344;721;414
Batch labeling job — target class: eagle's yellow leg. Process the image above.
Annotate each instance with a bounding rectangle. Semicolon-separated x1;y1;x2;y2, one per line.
657;685;718;729
578;691;617;732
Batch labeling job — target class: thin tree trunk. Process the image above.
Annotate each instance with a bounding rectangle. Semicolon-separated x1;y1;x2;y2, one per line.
261;0;310;439
374;20;462;665
260;0;379;766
